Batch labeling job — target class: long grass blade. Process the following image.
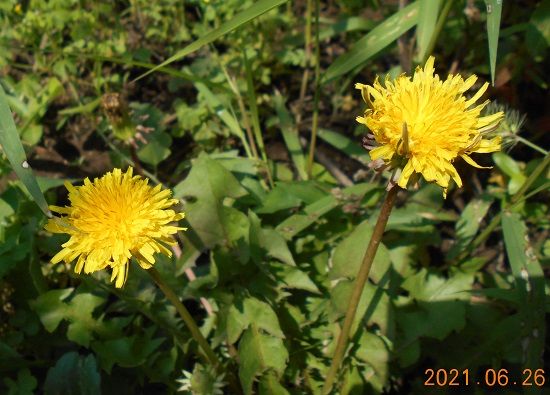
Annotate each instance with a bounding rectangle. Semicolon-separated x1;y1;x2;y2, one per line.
486;0;503;85
317;128;370;165
0;84;50;216
133;0;289;82
323;2;419;83
501;211;545;381
195;82;253;158
273;93;308;180
416;0;442;61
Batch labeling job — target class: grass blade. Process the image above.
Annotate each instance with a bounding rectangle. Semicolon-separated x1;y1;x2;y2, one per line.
501;211;545;378
273;93;308;180
486;0;503;85
276;183;376;239
195;82;253;158
0;84;50;216
323;2;419;83
134;0;289;82
317;128;370;165
416;0;442;61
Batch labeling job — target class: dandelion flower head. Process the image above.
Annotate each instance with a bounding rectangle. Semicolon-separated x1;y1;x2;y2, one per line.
45;167;185;288
356;56;504;196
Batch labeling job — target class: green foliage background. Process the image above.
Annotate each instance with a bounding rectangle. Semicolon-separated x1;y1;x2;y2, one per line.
0;0;548;394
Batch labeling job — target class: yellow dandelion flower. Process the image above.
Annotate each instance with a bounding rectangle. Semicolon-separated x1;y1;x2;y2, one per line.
45;167;186;288
356;56;504;196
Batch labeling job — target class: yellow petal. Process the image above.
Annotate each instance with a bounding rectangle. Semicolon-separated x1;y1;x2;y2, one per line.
461;154;492;169
398;160;415;189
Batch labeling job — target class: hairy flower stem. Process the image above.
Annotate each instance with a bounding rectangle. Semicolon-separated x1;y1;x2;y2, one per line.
322;186;400;394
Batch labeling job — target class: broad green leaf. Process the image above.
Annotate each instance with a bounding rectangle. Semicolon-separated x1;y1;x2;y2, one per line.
227;296;284;344
399;300;467;341
238;325;288;395
323;2;419;82
173;154;248;248
135;0;289;81
249;211;295;266
401;268;474;302
354;331;391;392
273;93;307;180
28;288;73;332
416;0;442;61
317;128;370;165
44;352;100;395
329;219;391;284
486;0;503;85
0;84;50;216
257;181;327;214
330;279;392;336
493;152;527;194
30;289;105;347
502;211;545;372
268;262;319;293
91;329;164;373
258;371;290;395
137;130;172;166
446;196;493;260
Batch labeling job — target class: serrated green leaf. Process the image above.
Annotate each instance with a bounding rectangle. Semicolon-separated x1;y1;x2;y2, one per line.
323;2;419;82
268;262;319;293
0;84;49;216
90;329;164;373
136;0;289;81
258;371;290;395
329;219;391;284
330;279;392;336
238;325;288;395
401;268;474;302
137;130;172;166
173;154;248;248
29;288;74;332
354;331;391;392
30;290;105;347
249;211;295;266
227;296;284;344
44;352;100;395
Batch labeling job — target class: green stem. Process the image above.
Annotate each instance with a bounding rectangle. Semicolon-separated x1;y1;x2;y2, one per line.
322;186;400;394
306;0;320;178
423;0;454;63
147;268;245;394
514;135;548;156
510;153;550;205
